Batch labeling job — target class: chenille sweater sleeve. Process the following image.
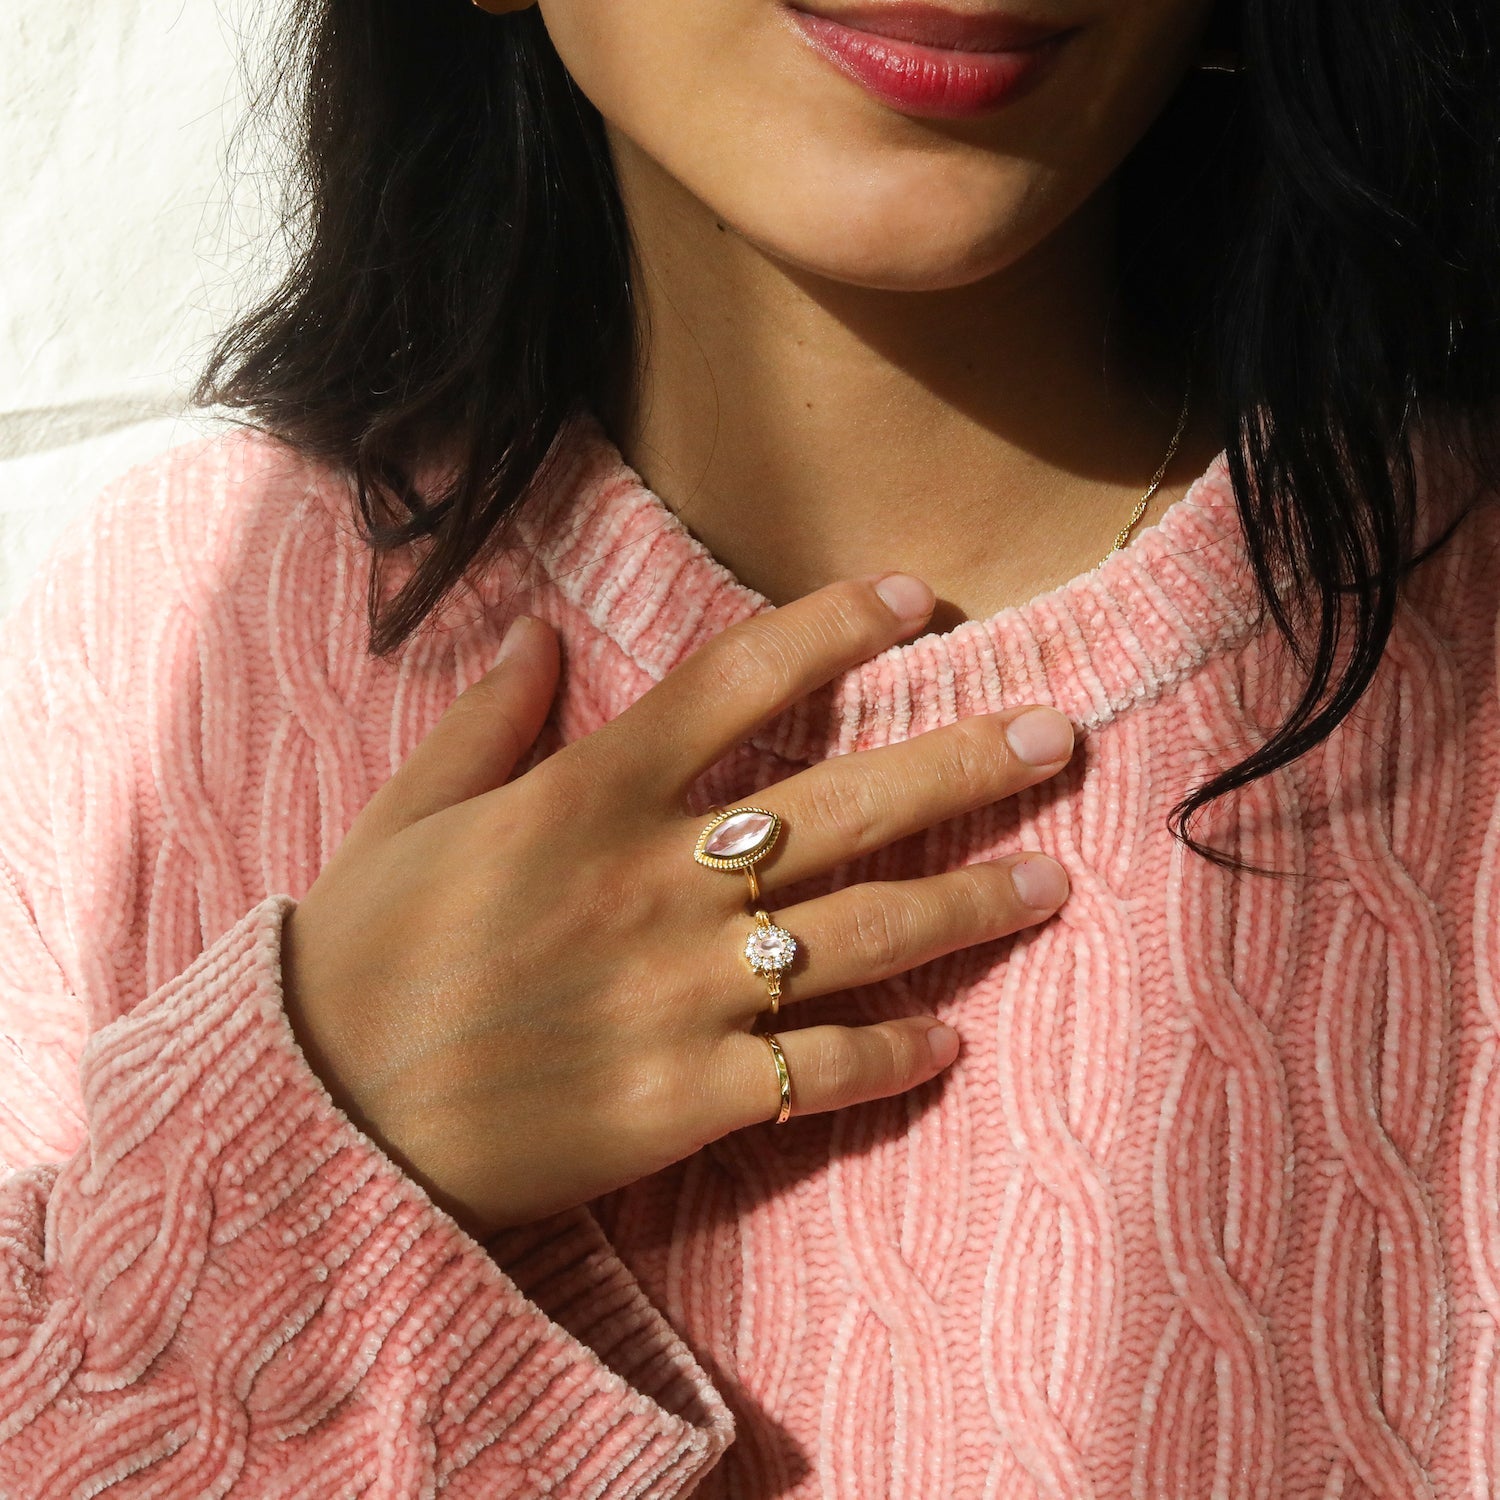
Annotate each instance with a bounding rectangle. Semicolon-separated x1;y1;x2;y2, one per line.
0;460;735;1497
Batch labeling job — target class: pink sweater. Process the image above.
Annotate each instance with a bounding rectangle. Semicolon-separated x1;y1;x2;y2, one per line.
0;412;1497;1498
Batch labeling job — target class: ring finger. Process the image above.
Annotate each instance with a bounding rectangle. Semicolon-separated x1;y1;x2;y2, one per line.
707;851;1071;1023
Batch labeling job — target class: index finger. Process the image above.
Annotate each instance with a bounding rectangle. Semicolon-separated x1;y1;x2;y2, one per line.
600;572;935;797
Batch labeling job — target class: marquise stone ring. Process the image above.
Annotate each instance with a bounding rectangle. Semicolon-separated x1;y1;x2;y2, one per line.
694;804;797;1124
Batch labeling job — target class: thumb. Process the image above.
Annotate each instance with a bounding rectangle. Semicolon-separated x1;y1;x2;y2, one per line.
363;614;559;840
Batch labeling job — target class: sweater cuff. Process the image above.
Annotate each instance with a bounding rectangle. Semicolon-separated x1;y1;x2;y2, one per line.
56;894;736;1497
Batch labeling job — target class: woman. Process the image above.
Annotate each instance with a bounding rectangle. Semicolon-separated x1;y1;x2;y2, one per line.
1;0;1497;1493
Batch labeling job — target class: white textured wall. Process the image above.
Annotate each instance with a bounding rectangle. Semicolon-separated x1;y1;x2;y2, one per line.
0;0;283;617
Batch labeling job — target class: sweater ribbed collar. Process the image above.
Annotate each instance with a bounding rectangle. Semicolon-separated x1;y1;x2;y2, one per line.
506;410;1265;763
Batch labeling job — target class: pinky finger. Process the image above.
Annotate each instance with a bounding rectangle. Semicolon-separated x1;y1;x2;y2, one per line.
722;1015;960;1131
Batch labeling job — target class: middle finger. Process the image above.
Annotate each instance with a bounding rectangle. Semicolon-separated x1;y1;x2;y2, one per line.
689;703;1076;897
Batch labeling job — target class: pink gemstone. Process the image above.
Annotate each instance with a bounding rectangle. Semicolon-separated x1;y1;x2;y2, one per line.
704;810;775;860
746;923;795;973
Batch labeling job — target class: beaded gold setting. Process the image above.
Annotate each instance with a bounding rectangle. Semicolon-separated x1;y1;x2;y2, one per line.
692;806;783;871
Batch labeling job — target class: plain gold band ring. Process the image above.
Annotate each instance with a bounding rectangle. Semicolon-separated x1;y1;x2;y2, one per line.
762;1033;792;1124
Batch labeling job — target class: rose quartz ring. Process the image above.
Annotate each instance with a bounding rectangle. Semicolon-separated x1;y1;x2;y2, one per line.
695;805;780;883
695;805;798;1016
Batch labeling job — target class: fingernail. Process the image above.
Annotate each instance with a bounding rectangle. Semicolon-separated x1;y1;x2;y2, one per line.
927;1022;960;1066
498;615;535;661
1004;706;1075;766
1011;854;1070;910
873;572;935;624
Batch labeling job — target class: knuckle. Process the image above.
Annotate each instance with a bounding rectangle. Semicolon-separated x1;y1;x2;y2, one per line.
691;580;891;713
800;765;883;850
362;776;422;840
489;765;576;844
599;1049;679;1144
446;675;496;716
849;885;915;972
571;852;669;938
946;863;1032;943
562;719;667;812
703;626;799;703
811;1028;864;1103
485;702;534;774
447;677;527;756
931;718;1007;801
952;866;1004;933
527;739;649;835
823;580;893;640
882;1024;928;1085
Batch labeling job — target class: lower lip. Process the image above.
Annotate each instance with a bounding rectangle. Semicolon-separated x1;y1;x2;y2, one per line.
786;9;1069;119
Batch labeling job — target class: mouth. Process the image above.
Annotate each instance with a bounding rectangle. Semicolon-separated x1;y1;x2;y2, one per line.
784;4;1077;118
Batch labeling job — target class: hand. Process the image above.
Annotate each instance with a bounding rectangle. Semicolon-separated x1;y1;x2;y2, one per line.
279;572;1075;1239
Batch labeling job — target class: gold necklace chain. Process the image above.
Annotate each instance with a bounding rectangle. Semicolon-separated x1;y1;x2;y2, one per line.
1092;381;1193;572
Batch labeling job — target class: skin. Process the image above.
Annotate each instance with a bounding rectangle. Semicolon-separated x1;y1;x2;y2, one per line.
536;0;1226;629
280;0;1232;1238
283;578;1081;1236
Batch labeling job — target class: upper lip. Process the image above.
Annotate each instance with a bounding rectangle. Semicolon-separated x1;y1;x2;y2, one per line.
786;3;1071;52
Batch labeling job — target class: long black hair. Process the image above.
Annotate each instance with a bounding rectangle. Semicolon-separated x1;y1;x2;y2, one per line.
193;0;1500;871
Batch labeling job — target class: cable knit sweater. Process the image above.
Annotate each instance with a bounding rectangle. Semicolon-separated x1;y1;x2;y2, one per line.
0;411;1498;1499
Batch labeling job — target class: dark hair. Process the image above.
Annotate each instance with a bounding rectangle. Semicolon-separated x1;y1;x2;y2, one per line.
194;0;1500;871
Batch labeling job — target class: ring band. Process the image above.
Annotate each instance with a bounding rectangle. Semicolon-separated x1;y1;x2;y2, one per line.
762;1033;792;1124
695;805;798;1013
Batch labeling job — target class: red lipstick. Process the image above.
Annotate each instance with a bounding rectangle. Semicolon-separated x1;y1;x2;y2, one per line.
785;4;1073;119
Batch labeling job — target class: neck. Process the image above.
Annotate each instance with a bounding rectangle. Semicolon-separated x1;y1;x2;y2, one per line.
598;132;1226;633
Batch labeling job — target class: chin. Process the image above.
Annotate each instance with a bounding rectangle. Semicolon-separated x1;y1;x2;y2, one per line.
741;199;1056;292
729;174;1060;293
767;237;1021;293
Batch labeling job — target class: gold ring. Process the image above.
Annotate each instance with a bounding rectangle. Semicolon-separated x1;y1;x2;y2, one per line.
695;806;798;1013
762;1033;792;1124
744;909;796;1016
694;804;780;903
